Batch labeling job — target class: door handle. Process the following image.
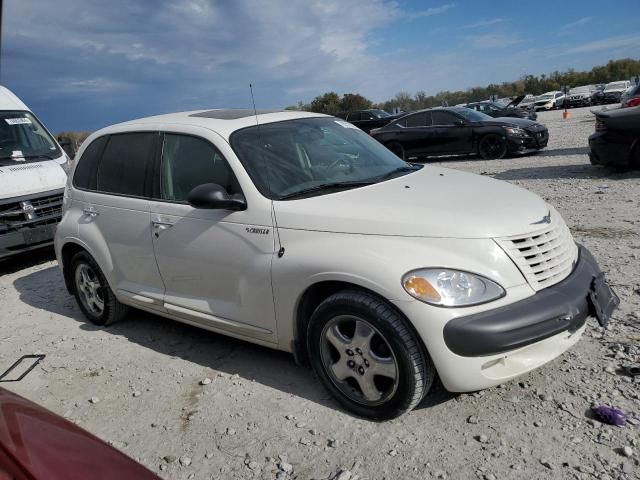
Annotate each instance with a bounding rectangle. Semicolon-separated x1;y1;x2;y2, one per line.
83;207;99;217
151;219;174;229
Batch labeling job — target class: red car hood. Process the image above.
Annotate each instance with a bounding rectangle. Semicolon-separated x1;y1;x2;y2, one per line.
0;388;159;480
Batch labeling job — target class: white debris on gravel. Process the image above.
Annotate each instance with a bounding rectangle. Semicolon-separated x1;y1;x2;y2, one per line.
0;107;638;480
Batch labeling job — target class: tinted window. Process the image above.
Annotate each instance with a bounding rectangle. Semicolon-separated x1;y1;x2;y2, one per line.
348;112;361;121
160;134;241;202
361;112;374;120
405;112;430;127
431;111;458;126
96;133;155;197
73;136;108;190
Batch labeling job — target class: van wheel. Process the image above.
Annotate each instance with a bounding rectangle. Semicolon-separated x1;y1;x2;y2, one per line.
307;290;434;420
478;134;507;160
386;142;406;160
70;251;128;326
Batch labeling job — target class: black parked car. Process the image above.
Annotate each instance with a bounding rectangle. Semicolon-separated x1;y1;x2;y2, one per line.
370;107;549;160
465;96;537;121
343;109;401;133
565;86;596;108
589;106;640;169
591;84;607;105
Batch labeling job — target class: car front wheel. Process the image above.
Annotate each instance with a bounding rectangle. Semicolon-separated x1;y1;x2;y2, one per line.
478;134;507;160
307;290;434;420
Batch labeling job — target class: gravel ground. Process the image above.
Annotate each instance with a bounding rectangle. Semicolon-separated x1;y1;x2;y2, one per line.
1;106;639;480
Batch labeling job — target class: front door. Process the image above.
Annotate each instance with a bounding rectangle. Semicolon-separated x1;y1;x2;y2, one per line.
149;132;277;342
429;111;473;155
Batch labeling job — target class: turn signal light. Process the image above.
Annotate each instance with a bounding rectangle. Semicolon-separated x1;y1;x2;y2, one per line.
403;276;441;302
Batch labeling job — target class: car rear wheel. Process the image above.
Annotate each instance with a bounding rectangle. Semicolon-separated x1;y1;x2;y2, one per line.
70;251;128;326
307;289;434;420
478;134;507;160
386;142;406;160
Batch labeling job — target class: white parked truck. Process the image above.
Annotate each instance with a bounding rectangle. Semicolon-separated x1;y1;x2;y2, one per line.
0;86;73;259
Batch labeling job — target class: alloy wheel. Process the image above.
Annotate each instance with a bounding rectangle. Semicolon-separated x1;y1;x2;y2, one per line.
75;263;105;315
320;315;399;406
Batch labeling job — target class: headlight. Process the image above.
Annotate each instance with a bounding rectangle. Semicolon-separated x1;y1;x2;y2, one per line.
402;269;505;307
502;126;527;137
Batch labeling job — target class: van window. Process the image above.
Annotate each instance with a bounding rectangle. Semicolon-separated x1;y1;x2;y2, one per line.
96;133;156;197
160;134;241;202
0;111;62;164
73;136;108;190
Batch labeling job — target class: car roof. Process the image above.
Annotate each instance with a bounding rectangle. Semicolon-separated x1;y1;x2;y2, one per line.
0;85;30;111
99;109;330;140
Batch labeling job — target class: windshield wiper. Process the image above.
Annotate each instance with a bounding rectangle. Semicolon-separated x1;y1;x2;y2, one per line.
22;154;55;160
279;180;375;200
372;164;421;182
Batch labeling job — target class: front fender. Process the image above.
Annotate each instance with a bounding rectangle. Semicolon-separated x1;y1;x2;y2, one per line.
271;228;527;351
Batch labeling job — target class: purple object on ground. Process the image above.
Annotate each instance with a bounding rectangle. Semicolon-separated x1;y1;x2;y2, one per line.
591;405;627;426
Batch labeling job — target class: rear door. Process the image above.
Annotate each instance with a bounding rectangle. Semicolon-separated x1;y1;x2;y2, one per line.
149;130;277;342
75;131;166;307
430;111;473;154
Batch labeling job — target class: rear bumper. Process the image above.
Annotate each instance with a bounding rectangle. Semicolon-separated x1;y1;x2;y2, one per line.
442;246;604;357
588;131;632;167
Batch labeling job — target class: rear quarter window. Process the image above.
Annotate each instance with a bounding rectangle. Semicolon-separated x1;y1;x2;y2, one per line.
73;136;108;190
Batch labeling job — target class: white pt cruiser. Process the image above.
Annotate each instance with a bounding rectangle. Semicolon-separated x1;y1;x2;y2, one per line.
55;110;618;419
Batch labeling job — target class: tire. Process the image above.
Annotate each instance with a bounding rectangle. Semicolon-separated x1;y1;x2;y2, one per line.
70;251;128;326
478;134;507;160
631;144;640;171
386;142;406;160
306;289;434;420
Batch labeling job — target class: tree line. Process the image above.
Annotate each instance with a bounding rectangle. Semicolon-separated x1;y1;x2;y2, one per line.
287;58;640;114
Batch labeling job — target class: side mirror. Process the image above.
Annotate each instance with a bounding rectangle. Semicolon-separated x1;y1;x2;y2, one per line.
58;136;76;157
187;183;246;211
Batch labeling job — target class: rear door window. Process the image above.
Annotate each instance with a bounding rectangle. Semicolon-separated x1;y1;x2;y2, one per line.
431;111;458;126
96;132;156;197
159;133;241;202
405;112;430;127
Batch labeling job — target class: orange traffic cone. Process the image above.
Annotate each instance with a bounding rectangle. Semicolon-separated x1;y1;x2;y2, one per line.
563;110;569;120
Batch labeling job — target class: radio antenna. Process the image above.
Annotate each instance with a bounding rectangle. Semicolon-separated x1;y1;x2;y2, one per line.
249;83;284;257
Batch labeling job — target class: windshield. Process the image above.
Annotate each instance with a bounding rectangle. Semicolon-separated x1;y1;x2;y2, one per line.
230;117;415;199
453;108;494;122
369;109;390;118
605;82;626;90
0;111;61;163
538;94;554;100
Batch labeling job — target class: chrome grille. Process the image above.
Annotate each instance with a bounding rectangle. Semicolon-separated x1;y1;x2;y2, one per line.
0;192;63;232
496;213;578;291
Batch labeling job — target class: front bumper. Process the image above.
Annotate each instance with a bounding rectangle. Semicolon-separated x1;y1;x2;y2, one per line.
398;246;617;392
506;130;549;152
442;246;614;356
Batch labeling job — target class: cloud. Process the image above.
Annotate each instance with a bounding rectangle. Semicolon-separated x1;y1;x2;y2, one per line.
562;34;640;54
464;33;522;49
400;4;455;21
561;16;592;29
463;18;505;29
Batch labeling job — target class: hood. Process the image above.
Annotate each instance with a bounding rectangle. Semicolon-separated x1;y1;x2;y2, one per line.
0;159;67;200
274;166;550;238
504;95;526;108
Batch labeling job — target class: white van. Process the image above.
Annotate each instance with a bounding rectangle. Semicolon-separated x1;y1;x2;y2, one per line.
0;86;73;259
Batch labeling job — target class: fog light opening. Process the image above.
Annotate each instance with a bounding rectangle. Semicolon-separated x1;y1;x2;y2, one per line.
481;356;506;371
